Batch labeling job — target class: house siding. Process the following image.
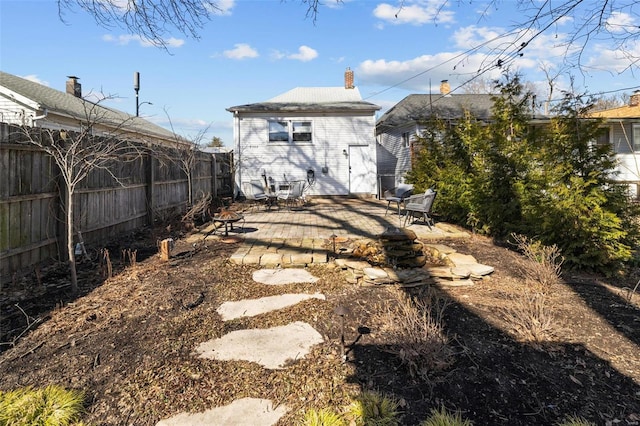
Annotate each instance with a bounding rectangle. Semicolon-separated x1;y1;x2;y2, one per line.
376;124;417;190
235;112;377;196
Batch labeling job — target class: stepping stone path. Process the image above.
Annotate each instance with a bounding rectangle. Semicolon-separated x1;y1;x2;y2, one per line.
158;240;494;424
157;268;325;425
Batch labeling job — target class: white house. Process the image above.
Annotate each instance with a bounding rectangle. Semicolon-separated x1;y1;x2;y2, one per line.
0;71;181;146
590;91;640;199
227;68;381;197
375;81;494;192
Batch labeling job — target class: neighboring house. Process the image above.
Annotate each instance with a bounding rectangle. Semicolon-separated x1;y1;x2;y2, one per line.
0;71;181;146
589;91;640;200
226;68;381;197
375;80;494;192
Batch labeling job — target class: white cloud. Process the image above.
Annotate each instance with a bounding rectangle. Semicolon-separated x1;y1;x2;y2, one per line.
21;75;49;86
102;34;184;48
270;46;318;62
210;0;235;15
605;11;636;33
373;0;455;25
587;41;640;74
223;43;259;59
288;45;318;62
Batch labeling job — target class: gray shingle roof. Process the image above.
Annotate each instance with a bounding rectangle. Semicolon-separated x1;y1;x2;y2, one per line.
227;86;380;113
0;71;179;141
376;93;495;132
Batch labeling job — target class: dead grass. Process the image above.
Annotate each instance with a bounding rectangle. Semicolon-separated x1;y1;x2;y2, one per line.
500;289;553;343
500;234;562;343
373;287;454;380
511;233;563;290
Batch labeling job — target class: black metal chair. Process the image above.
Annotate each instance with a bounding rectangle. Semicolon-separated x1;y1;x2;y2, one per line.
384;183;414;216
403;188;437;228
242;180;269;211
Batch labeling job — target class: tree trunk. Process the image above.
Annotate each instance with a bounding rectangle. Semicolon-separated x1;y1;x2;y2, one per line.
67;189;78;294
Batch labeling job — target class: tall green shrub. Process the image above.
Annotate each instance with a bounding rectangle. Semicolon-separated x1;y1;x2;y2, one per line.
527;91;637;271
406;72;639;273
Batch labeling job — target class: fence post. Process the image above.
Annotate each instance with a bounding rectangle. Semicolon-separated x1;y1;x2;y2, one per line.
146;149;155;225
212;154;218;198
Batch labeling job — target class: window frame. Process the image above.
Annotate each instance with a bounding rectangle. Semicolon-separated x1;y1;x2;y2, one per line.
402;131;411;148
633;124;640;152
268;119;313;144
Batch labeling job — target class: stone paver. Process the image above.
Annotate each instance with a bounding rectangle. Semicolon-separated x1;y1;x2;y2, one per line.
252;268;319;285
217;293;325;321
194;321;323;369
156;398;288;426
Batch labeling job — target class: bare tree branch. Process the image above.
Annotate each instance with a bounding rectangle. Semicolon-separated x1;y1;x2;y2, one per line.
16;94;145;293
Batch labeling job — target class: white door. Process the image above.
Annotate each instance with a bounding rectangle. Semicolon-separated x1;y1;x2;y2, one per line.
348;145;374;194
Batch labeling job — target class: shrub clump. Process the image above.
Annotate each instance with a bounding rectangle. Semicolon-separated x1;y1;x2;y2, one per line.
0;385;85;426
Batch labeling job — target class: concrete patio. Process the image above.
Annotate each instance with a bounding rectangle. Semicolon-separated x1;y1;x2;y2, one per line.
199;197;470;267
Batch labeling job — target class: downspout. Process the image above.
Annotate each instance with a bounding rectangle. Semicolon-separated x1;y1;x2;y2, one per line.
234;110;241;199
32;108;49;122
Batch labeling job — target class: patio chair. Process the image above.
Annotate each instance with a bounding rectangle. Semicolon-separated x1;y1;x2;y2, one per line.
242;180;269;211
277;180;305;209
403;188;437;228
384;183;414;216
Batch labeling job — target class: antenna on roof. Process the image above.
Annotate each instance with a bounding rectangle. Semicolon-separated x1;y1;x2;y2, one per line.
134;72;140;116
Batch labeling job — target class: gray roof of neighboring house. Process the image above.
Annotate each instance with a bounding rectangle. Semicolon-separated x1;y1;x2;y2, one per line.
227;86;381;113
0;71;180;141
376;93;495;132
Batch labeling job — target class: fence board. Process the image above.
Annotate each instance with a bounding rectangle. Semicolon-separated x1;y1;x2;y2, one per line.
0;123;233;285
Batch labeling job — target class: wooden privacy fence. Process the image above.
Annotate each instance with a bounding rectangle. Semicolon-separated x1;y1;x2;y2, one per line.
0;123;233;285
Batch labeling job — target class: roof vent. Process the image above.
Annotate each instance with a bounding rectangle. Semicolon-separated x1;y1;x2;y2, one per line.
630;90;640;107
344;67;354;89
66;76;81;98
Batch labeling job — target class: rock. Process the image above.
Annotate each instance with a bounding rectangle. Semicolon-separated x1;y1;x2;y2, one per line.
465;263;495;278
446;253;478;266
424;243;457;255
433;277;475;287
363;267;389;280
427;266;470;279
344;260;372;271
379;227;417;241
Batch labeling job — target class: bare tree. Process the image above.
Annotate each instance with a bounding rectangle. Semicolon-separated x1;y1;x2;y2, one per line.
392;0;639;76
161;110;211;208
16;97;141;293
57;0;338;48
592;93;628;111
57;0;220;49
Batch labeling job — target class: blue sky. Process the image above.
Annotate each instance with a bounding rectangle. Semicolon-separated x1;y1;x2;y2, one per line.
2;0;639;146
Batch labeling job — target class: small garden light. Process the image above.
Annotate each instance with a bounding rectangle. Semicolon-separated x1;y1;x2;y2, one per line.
334;305;350;361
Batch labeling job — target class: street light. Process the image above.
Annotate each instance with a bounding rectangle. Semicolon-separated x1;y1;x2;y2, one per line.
137;101;153;116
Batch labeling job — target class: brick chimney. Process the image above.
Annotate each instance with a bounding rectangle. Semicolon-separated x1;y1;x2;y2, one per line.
630;90;640;107
66;76;81;98
440;79;451;95
344;67;354;89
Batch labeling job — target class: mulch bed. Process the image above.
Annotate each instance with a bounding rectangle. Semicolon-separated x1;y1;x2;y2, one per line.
1;226;639;425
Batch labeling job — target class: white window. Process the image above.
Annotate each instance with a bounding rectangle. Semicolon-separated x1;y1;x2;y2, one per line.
268;121;289;142
402;131;411;148
268;120;312;143
633;124;640;152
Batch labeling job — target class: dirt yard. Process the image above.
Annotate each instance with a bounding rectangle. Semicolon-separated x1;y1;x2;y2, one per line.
0;225;639;425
